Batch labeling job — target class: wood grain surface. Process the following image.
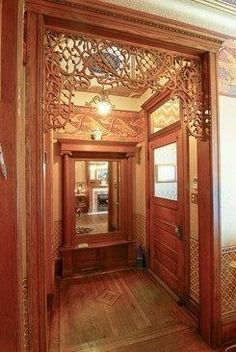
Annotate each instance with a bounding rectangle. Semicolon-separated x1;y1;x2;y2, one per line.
49;270;218;352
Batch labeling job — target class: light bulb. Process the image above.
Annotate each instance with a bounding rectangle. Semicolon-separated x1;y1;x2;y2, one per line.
96;100;113;116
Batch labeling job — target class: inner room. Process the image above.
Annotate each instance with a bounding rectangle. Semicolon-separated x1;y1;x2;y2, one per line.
48;24;205;351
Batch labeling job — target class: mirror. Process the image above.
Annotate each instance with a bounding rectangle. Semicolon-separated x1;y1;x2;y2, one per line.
74;160;121;236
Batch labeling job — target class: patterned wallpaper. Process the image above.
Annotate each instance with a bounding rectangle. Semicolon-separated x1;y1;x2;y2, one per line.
134;214;146;248
190;240;236;316
53;220;63;261
54;106;145;142
221;247;236;315
190;238;200;304
219;40;236;97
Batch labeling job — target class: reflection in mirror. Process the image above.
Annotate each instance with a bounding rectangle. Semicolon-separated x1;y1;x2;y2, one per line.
150;97;180;134
75;160;120;236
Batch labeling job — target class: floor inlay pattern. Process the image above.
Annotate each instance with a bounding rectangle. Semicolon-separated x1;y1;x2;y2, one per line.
94;288;121;306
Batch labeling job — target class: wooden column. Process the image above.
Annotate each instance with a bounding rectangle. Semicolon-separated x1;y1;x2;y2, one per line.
120;159;127;237
198;52;221;347
61;152;74;277
43;131;54;296
25;10;48;352
126;155;135;266
127;155;134;241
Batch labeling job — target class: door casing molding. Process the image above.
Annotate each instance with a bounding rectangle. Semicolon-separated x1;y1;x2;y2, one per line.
25;0;222;349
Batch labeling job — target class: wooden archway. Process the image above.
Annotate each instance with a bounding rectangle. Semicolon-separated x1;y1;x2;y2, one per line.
25;0;223;350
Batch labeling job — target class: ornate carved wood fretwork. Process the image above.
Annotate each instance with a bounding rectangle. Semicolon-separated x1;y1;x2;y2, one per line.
44;30;209;140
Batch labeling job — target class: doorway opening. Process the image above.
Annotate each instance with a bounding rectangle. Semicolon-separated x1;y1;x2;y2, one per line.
25;4;221;350
44;29;202;350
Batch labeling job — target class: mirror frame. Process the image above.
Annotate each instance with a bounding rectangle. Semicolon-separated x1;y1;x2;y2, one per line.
59;139;137;246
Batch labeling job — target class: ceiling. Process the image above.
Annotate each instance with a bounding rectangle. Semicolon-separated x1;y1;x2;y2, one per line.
101;0;236;37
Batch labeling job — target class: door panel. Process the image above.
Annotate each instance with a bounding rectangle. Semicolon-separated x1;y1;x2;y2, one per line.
152;258;178;293
153;246;177;274
149;127;184;299
153;227;177;251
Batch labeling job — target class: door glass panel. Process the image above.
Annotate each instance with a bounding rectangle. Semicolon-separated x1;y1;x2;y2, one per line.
150;97;180;134
154;143;177;200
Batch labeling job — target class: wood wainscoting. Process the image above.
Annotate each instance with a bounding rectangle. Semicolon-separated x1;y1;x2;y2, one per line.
61;240;135;277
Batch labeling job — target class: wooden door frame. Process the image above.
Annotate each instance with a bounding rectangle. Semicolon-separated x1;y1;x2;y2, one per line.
59;139;136;245
25;0;223;350
142;92;188;303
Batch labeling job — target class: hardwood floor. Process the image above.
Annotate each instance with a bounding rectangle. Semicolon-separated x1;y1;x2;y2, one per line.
76;213;108;235
49;270;219;352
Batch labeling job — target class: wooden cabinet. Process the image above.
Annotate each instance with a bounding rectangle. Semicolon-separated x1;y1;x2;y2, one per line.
59;140;137;277
62;241;132;276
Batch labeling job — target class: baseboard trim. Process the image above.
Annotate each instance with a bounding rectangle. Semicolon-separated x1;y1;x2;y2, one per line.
147;269;180;303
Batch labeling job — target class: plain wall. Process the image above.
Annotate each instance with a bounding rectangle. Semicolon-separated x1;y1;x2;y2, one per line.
219;95;236;247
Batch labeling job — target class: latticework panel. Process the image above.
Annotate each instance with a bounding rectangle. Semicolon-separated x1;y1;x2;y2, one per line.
53;220;63;260
221;247;236;314
134;214;146;248
190;237;200;303
44;30;209;139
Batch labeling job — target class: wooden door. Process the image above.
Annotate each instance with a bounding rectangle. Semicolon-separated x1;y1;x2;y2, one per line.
149;126;184;299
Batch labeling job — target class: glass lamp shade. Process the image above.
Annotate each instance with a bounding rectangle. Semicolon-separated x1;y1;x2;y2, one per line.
96;100;113;116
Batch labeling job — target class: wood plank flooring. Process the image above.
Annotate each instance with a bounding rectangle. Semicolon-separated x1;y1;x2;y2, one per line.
76;213;108;235
49;270;219;352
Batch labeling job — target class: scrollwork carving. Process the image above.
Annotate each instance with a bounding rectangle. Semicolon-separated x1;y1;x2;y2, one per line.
44;30;209;140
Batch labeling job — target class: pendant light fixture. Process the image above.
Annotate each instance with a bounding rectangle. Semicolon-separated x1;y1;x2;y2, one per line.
86;87;115;117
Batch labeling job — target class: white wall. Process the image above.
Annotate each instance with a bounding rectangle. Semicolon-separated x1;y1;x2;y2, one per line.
219;95;236;246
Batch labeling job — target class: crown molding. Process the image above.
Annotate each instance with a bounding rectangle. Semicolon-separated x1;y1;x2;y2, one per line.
48;0;224;44
26;0;226;53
